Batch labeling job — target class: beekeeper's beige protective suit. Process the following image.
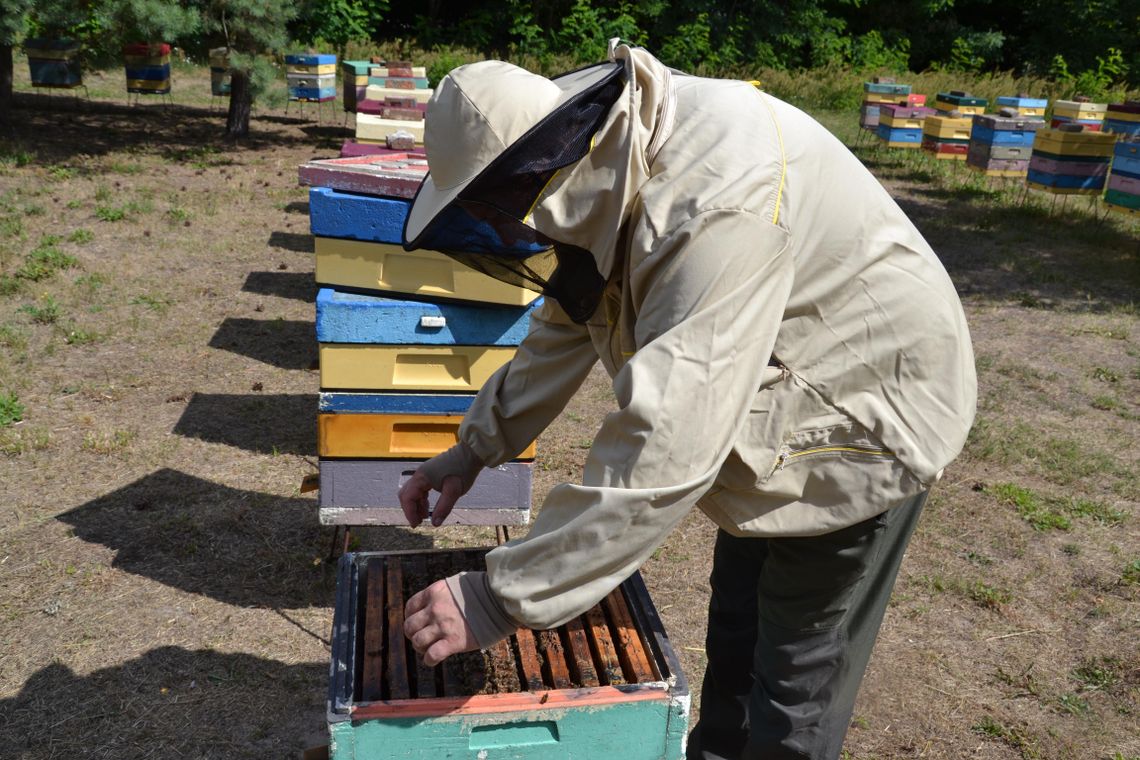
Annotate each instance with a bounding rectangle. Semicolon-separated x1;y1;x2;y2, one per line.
402;43;975;647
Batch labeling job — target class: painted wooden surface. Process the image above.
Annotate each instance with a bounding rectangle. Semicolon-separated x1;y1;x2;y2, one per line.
965;163;1029;177
316;288;539;346
1108;174;1140;195
968;144;1032;163
876;125;923;144
319;392;475;415
365;85;433;104
317;412;538;458
1033;129;1117;157
320;411;465;458
339;140;424;158
922;138;968;158
973;113;1046;132
314;237;541;306
126;80;171;94
1050;116;1104;130
356;115;426;144
318;459;533;521
1104;188;1140;210
879;104;935;119
970;125;1039;147
863;82;911;95
1104;120;1140;137
1027;170;1107;191
287;73;335;87
923;116;972;140
298;154;427;198
371;66;428;78
1028;156;1111;176
309;187;408;244
936;91;987;107
997;96;1048;110
319;343;516;391
1111;158;1140;180
862;92;909;105
368;76;430;88
1052;100;1107;118
879;113;926;129
286;53;336;65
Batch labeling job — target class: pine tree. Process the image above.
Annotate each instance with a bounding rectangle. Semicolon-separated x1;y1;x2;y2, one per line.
0;0;33;118
201;0;297;139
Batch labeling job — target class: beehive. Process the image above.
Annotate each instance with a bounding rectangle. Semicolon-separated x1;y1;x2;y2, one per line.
876;105;934;148
1105;140;1140;216
327;550;690;759
342;60;371;112
1050;99;1106;131
1028;127;1116;194
995;95;1048;117
123;43;171;94
1104;101;1140;138
299;153;429;197
25;38;82;88
934;91;986;116
286;53;337;102
966;113;1045;177
209;47;230;96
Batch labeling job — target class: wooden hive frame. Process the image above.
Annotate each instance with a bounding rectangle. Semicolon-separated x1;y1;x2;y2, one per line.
327;548;690;758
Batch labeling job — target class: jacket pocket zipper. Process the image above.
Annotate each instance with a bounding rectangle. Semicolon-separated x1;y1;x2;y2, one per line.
775;443;896;471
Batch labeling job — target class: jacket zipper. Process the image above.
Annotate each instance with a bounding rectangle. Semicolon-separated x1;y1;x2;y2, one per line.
775;443;895;471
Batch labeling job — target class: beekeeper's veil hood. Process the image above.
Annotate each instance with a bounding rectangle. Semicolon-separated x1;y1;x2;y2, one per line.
402;40;674;323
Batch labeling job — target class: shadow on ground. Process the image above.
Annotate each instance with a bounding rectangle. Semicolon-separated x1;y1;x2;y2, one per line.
0;647;327;760
242;271;318;302
56;468;431;609
268;230;315;252
209;317;316;369
173;392;318;455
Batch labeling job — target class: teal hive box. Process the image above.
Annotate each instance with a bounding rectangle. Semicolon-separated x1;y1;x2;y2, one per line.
328;549;690;759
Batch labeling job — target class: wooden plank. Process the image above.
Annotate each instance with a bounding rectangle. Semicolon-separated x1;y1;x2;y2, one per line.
318;412;537;460
435;553;464;697
535;629;573;690
317;344;519;394
604;588;659;684
314;287;539;347
385;559;410;699
584;603;625;686
513;627;546;692
361;558;386;701
563;616;600;687
403;556;439;699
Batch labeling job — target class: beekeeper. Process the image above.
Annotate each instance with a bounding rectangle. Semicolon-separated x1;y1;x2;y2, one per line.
398;40;976;760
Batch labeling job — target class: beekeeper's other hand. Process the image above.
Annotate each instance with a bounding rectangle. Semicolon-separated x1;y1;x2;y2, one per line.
398;442;484;527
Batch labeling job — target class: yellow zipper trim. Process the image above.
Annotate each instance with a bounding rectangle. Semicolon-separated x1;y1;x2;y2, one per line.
755;93;787;226
777;444;895;469
522;133;599;225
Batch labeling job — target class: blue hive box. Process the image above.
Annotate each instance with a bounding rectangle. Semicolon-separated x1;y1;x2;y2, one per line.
286;53;337;66
315;288;540;346
310;187;408;245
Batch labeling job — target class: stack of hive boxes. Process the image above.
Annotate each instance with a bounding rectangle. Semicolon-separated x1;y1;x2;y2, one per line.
995;95;1047;117
209;47;230;97
966;110;1045;177
355;62;430;150
1104;101;1140;138
1050;99;1106;131
1028;126;1116;195
300;154;540;526
286;53;337;104
877;103;935;149
25;38;82;89
123;43;171;96
341;60;371;113
861;79;910;132
1105;139;1140;217
923;91;987;159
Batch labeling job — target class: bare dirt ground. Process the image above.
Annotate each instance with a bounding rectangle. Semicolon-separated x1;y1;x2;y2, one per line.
1;65;1137;759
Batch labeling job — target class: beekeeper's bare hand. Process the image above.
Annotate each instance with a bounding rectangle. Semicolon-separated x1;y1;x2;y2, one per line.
404;579;479;666
398;442;484;527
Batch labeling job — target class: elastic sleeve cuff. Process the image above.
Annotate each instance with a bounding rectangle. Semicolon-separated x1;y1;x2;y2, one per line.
444;571;519;649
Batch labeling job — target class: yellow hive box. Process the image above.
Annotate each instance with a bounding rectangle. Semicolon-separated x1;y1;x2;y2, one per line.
862;92;908;105
349;74;368;86
318;413;536;459
288;63;336;75
356;115;425;144
1033;129;1116;157
364;85;432;104
880;113;925;129
1027;181;1102;196
320;344;516;392
314;237;540;306
935;100;984;115
923;115;972;140
1052;100;1107;119
1106;108;1140;123
1011;106;1046;117
882;141;922;149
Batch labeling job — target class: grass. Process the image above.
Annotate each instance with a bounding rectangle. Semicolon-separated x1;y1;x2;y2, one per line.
18;296;61;324
973;716;1042;759
68;229;94;244
129;293;172;313
986;482;1127;531
81;428;136;455
15;237;79;282
0;391;24;427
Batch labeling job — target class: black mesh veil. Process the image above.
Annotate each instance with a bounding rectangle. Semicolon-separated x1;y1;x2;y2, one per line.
403;62;628;323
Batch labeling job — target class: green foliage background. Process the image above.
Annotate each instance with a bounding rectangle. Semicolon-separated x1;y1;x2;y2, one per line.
6;0;1140;95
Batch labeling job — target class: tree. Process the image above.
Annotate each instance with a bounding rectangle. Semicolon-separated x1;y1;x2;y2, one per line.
200;0;297;139
0;0;33;116
292;0;388;61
